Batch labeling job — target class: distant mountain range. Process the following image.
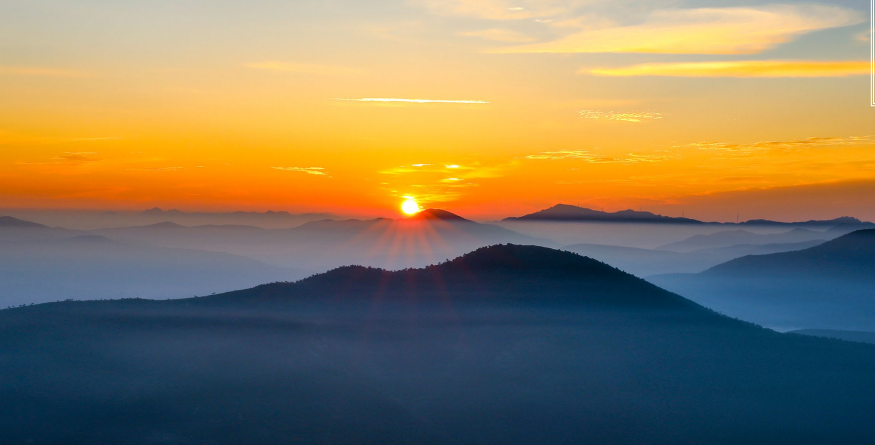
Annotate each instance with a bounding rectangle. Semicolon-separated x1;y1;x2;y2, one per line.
503;204;874;227
2;244;875;444
92;209;553;271
0;233;304;307
504;204;703;224
564;239;824;276
650;229;875;330
656;228;828;252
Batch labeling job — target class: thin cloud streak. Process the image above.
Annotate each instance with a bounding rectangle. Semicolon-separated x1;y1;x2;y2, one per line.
525;149;670;164
588;60;871;78
580;110;663;122
334;98;489;104
271;167;329;176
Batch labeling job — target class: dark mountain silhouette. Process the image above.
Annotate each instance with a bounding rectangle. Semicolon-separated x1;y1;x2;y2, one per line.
0;215;46;228
504;204;702;224
213;244;695;309
791;329;875;345
650;229;875;330
657;228;829;252
2;244;875;444
407;208;471;222
501;205;873;230
740;216;870;227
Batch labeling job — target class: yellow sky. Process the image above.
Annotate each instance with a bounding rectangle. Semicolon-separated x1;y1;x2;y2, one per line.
0;0;873;221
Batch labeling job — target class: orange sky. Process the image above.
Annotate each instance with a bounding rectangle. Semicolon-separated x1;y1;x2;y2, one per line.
1;0;874;221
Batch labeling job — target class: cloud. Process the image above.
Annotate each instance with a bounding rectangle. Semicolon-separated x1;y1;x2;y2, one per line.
459;28;536;42
580;110;663;122
247;62;361;76
0;66;89;77
53;152;101;164
525;149;669;164
333;98;489;104
587;60;871;78
683;136;873;153
493;5;861;54
421;0;566;20
271;166;328;176
127;166;184;172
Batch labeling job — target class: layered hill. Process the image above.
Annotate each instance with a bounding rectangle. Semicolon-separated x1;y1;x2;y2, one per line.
650;229;875;330
2;245;875;444
93;209;552;271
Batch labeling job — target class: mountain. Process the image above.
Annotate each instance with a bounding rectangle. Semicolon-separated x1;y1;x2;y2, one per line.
93;210;553;272
504;204;703;224
791;329;875;345
0;215;46;228
563;240;822;277
135;207;340;228
0;235;305;307
740;216;871;227
650;229;875;330
407;208;471;222
657;228;829;252
2;244;875;444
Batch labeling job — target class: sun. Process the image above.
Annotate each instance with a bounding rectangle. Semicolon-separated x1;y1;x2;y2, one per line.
401;198;420;215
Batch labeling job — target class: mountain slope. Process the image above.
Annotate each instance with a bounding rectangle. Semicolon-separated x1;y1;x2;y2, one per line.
2;245;875;444
0;215;46;228
657;228;828;252
562;240;823;276
650;229;875;330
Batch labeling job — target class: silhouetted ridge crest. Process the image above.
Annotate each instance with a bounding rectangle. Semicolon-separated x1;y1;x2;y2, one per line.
0;216;46;228
216;244;697;309
408;209;470;222
703;228;875;280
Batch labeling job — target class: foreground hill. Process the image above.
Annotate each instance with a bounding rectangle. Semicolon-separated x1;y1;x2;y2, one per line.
650;229;875;330
2;245;875;444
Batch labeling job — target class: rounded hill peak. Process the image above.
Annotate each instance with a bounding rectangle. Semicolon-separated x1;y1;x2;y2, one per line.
406;209;471;222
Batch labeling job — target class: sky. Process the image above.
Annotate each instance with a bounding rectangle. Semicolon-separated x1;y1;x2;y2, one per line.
0;0;873;222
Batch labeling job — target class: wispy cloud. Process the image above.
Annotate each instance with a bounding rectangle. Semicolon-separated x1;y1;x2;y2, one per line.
459;28;535;43
525;149;670;164
127;166;184;172
333;98;489;104
247;62;361;76
682;136;875;155
53;152;101;164
588;60;871;78
580;110;663;122
421;0;565;20
492;5;861;54
271;166;329;176
0;66;89;77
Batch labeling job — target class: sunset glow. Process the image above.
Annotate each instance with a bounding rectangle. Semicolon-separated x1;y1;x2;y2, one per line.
0;0;872;222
